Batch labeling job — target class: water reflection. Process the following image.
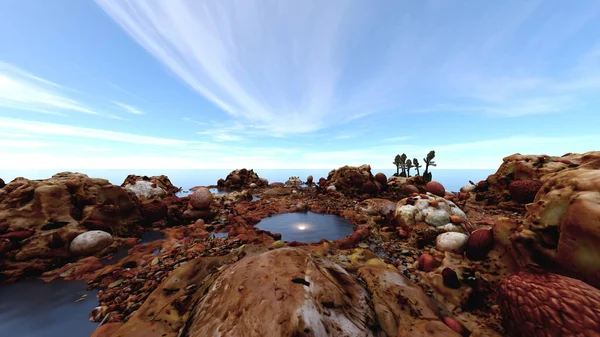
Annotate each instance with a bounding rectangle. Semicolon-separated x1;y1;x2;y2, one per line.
255;211;354;242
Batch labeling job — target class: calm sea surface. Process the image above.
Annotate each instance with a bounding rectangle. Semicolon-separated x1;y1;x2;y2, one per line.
0;168;494;193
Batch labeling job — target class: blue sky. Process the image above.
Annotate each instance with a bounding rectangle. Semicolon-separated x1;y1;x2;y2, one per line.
0;0;599;170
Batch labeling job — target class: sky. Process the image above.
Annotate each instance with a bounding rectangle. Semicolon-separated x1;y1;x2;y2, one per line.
0;0;599;170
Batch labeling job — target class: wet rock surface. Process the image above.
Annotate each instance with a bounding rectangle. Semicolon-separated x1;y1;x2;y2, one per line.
1;153;600;337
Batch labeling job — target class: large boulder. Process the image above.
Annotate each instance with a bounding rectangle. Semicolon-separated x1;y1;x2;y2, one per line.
217;168;267;190
394;193;467;229
187;248;378;336
324;164;382;196
122;174;179;197
0;172;144;283
189;187;213;210
479;151;598;204
515;155;600;287
0;178;5;189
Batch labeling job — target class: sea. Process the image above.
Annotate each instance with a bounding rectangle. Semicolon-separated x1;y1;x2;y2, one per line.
0;168;495;193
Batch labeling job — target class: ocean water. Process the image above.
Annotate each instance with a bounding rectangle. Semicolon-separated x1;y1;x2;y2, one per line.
0;168;494;193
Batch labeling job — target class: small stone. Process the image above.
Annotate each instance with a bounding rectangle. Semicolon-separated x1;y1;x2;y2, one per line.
435;232;469;254
326;185;337;192
441;268;461;289
69;231;113;256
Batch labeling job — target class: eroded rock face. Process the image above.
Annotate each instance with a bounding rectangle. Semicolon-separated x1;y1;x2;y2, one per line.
324;165;382;196
217;168;267;190
122;174;179;197
498;270;600;337
187;247;378;337
358;265;461;337
0;172;143;283
516;156;600;287
479;151;598;204
123;181;166;200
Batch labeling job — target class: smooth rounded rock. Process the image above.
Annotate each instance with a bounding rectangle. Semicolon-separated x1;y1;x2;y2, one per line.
460;184;477;193
435;232;469;254
189;187;213;210
69;230;113;256
326;185;337;192
426;181;446;197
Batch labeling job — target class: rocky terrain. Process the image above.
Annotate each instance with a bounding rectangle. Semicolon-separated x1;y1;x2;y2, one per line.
1;151;599;337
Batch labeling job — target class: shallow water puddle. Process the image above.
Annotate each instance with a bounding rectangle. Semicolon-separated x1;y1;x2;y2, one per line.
254;211;354;242
0;278;99;337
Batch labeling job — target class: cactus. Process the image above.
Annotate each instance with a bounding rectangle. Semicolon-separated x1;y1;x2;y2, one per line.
393;154;402;176
405;159;413;177
399;153;407;177
423;150;436;182
413;158;421;176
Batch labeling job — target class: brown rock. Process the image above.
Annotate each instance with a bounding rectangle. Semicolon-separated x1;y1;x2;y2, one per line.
325;164;380;196
518;158;600;287
187;248;377;337
1;230;34;241
403;184;420;195
425;181;445;197
498;270;600;337
397;320;461;337
0;238;12;255
0;178;5;189
141;199;167;223
0;172;144;282
306;175;314;185
508;179;542;203
441;268;460;289
121;174;179;195
375;172;387;187
189;187;213;210
362;180;379;195
358;265;460;337
466;227;494;261
418;254;437;272
90;323;124;337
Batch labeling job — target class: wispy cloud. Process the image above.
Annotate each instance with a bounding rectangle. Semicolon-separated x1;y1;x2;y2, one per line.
113;101;144;115
94;1;420;134
182;117;207;126
0;61;100;116
0;117;189;146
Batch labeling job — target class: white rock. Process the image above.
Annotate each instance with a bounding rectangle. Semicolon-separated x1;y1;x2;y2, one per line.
423;208;451;227
460;184;477;193
70;230;113;256
437;224;463;232
436;232;469;254
326;185;337;192
394;195;468;229
397;205;418;227
249;183;257;188
124;181;166;199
